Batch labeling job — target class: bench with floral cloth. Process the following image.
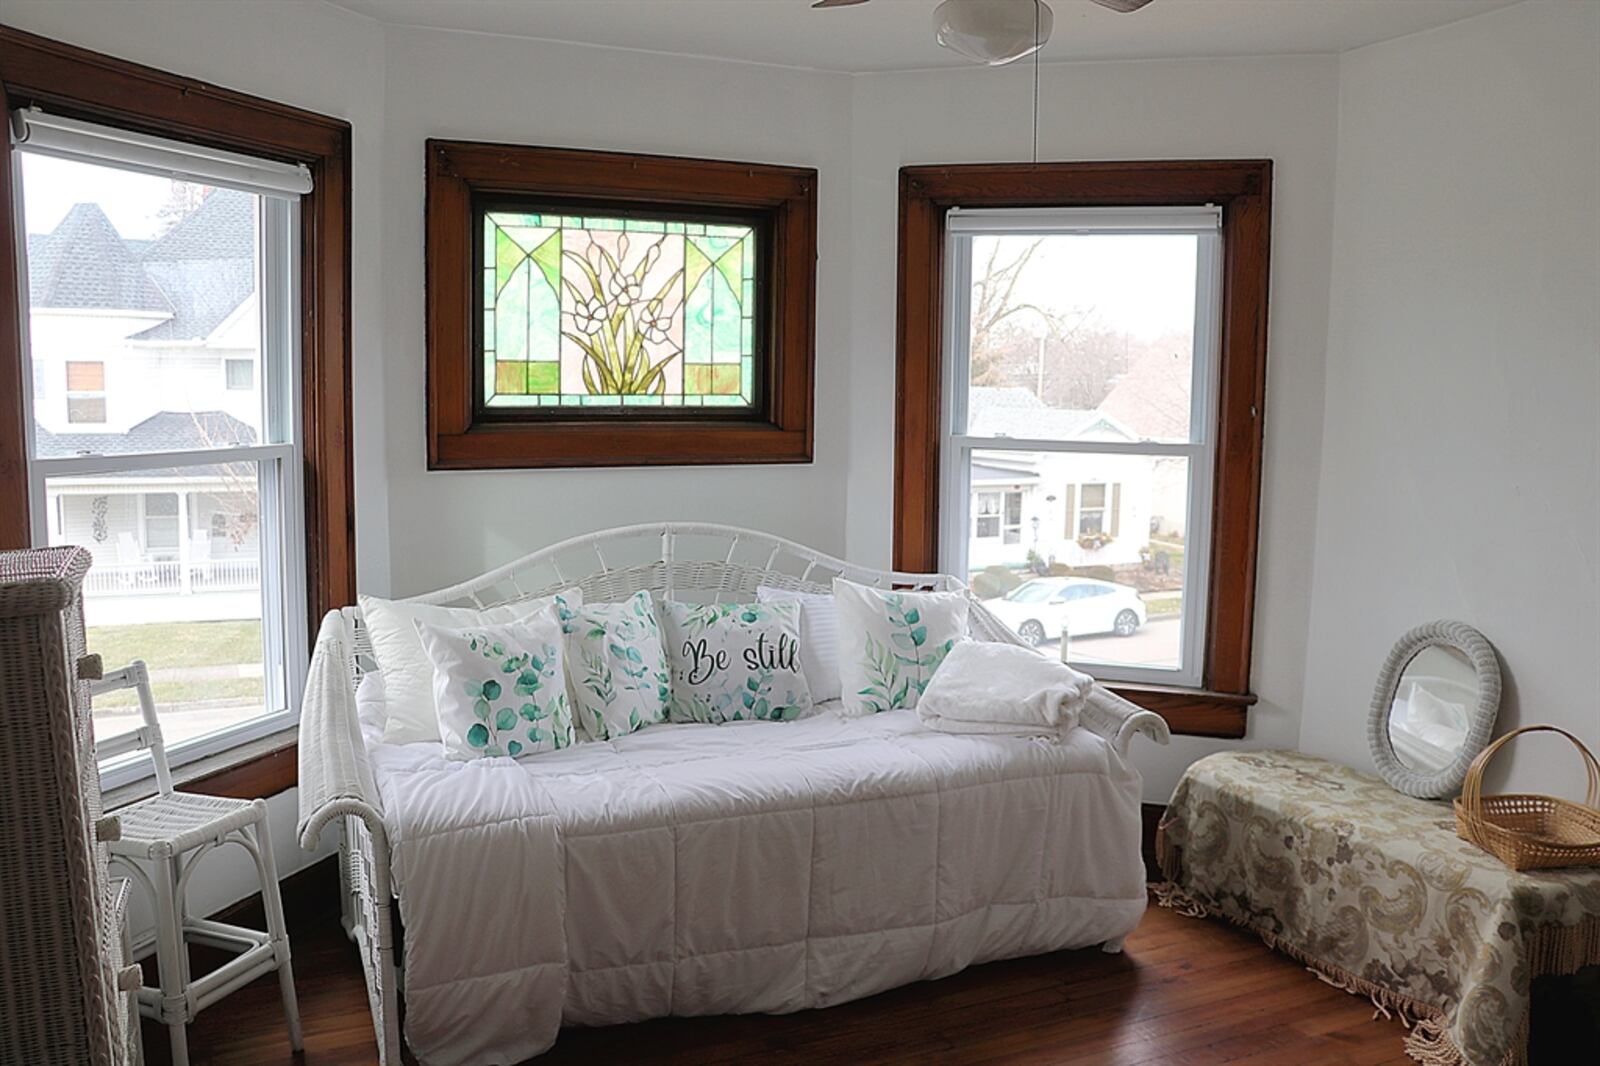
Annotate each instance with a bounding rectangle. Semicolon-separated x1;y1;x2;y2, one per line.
1154;749;1600;1066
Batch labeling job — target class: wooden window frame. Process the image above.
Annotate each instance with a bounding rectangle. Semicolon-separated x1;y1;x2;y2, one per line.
894;160;1271;738
0;25;356;796
426;140;817;469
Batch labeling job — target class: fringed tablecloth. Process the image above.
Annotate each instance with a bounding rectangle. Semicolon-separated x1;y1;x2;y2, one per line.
1155;750;1600;1066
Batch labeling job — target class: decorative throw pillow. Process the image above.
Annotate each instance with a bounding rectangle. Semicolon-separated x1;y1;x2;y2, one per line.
833;578;969;716
412;611;575;760
661;600;813;724
560;591;670;741
755;586;841;703
360;589;582;745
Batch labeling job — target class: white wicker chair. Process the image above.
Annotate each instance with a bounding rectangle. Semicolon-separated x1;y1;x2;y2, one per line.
297;523;1170;1065
94;661;302;1066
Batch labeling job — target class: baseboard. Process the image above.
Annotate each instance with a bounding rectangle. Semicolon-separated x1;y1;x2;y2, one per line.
1141;803;1165;883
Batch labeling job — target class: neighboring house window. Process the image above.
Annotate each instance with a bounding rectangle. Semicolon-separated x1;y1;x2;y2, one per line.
65;360;106;423
13;109;316;789
973;489;1024;542
974;492;1002;538
1067;482;1121;539
224;358;255;391
425;141;817;468
936;205;1223;690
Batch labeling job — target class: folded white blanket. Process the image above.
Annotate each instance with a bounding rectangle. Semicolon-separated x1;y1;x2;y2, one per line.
917;641;1095;739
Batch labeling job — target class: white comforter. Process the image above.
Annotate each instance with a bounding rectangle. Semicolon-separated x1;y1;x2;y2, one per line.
369;705;1147;1065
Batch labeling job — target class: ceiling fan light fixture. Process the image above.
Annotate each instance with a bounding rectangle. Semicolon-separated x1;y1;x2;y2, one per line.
932;0;1054;66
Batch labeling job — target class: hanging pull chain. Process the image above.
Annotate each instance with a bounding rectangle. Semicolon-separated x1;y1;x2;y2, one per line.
1032;0;1041;165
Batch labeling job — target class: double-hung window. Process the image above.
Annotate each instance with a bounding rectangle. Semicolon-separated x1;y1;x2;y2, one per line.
940;206;1222;688
12;109;313;788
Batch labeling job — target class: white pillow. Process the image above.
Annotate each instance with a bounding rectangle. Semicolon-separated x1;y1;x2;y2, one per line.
833;578;968;716
756;586;841;703
561;591;670;741
413;612;575;761
359;589;582;745
661;599;813;723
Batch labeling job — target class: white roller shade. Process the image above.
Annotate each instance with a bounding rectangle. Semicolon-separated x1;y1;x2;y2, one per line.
947;205;1220;235
11;107;312;197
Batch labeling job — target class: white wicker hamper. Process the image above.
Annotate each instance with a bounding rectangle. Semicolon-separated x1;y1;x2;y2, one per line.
0;547;137;1065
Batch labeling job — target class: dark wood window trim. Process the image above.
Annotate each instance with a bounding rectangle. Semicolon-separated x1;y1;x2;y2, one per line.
894;160;1272;739
426;140;817;469
0;25;357;788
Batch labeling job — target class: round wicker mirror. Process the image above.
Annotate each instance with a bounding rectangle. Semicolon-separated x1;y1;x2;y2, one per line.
1368;620;1502;799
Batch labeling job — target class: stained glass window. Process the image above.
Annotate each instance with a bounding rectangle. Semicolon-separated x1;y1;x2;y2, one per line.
480;210;759;411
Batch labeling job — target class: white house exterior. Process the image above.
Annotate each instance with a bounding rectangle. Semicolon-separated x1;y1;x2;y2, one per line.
966;388;1157;574
28;191;263;623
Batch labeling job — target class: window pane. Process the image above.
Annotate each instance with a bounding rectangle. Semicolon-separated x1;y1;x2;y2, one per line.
968;450;1189;673
479;209;759;412
963;233;1197;444
21;152;264;457
66;360;105;391
66;396;107;424
45;468;282;752
225;358;255;391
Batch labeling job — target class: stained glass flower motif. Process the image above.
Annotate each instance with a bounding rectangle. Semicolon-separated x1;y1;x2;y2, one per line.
481;211;757;411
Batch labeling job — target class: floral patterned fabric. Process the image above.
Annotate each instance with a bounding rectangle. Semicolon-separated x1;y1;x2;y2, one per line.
559;591;670;741
413;612;575;760
1157;750;1600;1066
833;578;967;717
660;599;812;724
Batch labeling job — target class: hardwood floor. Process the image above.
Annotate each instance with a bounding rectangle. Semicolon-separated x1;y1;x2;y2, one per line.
138;884;1419;1066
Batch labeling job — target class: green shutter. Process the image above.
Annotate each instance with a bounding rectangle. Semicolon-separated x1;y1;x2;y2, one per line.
1110;483;1122;537
1063;485;1076;537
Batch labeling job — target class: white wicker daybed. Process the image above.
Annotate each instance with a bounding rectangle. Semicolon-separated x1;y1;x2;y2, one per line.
296;523;1170;1065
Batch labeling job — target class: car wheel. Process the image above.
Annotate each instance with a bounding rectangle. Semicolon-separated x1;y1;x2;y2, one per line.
1114;610;1140;637
1018;620;1046;647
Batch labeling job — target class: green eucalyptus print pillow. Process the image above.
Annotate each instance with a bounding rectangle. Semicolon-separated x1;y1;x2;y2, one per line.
661;600;813;724
412;610;575;761
832;578;968;717
559;591;671;741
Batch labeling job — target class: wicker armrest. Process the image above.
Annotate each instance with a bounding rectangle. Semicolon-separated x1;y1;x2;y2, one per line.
297;612;387;851
1081;685;1170;756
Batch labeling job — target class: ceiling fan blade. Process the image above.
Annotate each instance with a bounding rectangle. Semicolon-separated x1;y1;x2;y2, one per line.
1088;0;1156;12
812;0;871;8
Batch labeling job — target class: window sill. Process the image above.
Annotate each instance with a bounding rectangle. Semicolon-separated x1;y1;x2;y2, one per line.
103;728;298;810
1105;683;1253;739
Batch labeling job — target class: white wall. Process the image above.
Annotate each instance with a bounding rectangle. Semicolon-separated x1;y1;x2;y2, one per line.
845;56;1341;798
377;28;856;595
1301;0;1600;797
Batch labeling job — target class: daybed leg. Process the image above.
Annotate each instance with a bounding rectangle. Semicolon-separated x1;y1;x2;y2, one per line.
1102;936;1126;954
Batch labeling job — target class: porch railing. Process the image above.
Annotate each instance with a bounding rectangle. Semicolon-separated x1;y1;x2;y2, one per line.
83;557;261;597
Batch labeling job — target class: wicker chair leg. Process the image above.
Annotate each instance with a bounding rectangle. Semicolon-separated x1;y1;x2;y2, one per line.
149;850;190;1066
248;811;304;1052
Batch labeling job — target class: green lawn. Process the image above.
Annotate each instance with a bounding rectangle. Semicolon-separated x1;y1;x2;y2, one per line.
88;619;263;709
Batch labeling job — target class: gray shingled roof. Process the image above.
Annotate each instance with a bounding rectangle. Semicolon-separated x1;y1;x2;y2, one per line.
26;203;171;314
25;189;254;343
36;410;256;461
967;386;1132;441
133;189;255;341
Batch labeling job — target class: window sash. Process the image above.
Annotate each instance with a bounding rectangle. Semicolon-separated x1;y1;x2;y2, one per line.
938;208;1223;689
14;144;308;787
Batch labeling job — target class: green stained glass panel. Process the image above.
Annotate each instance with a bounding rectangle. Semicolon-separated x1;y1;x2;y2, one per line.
480;208;757;410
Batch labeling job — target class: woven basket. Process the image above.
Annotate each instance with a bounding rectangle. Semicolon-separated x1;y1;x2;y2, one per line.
1454;725;1600;871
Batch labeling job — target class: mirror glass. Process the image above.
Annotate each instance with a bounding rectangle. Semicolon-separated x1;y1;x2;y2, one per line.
1386;644;1479;772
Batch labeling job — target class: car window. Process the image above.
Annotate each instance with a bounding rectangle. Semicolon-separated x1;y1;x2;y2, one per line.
1007;583;1057;604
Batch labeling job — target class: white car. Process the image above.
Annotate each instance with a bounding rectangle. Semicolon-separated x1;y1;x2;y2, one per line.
983;576;1147;647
